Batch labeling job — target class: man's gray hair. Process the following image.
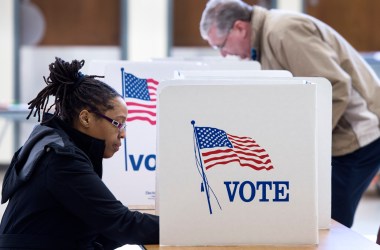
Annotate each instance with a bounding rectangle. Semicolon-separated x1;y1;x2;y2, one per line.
200;0;253;39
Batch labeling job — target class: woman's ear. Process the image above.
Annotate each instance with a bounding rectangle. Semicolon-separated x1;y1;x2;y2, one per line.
78;110;91;128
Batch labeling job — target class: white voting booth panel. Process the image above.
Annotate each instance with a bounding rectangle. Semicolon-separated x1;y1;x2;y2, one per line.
203;60;261;70
172;73;332;229
88;59;262;76
174;69;292;79
87;60;263;207
157;79;320;246
150;57;262;70
298;77;332;230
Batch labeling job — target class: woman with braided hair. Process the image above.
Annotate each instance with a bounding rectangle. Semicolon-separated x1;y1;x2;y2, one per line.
0;57;159;249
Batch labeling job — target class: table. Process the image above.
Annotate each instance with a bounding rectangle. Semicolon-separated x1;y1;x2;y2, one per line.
143;220;380;250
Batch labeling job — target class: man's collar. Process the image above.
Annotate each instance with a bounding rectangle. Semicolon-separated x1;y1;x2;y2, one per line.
250;5;268;60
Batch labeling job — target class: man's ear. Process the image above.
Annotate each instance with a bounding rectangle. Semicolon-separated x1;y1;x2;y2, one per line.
233;20;249;36
78;110;91;128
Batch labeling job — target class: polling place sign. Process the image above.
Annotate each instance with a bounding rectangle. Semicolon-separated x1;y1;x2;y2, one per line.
157;79;319;245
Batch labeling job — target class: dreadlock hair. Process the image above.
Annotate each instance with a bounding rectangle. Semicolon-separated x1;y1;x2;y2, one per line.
27;57;122;125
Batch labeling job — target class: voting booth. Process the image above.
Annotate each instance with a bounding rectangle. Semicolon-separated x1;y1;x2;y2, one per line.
88;60;262;207
173;71;332;230
156;78;332;246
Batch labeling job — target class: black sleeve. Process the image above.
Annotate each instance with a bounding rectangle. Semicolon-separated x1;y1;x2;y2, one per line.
45;151;159;245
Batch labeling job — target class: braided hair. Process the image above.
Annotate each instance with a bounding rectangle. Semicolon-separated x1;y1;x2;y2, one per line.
27;57;121;125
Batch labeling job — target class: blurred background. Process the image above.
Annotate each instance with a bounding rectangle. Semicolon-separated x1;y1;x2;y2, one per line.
1;0;380;242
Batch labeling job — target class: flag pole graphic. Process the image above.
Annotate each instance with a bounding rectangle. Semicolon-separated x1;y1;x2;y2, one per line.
121;68;125;98
121;67;128;171
191;120;213;214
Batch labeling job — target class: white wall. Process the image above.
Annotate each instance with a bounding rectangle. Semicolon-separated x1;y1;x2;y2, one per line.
0;0;14;104
0;0;15;163
20;46;121;103
277;0;303;12
127;0;170;60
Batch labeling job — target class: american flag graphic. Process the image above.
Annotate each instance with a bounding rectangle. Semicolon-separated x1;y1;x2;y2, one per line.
123;72;159;125
194;126;274;171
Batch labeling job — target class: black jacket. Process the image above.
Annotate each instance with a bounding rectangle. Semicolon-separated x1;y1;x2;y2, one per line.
0;114;159;249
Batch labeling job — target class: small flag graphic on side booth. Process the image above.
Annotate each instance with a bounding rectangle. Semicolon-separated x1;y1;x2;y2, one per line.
121;69;159;125
120;69;159;172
